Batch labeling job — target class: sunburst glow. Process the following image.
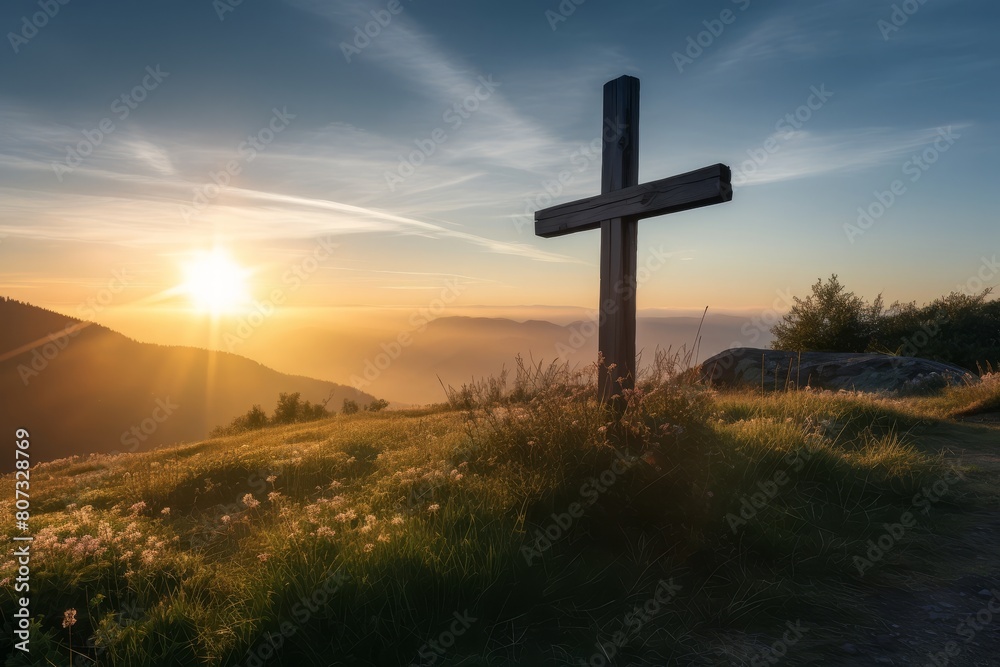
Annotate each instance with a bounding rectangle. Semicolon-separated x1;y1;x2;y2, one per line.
179;249;252;315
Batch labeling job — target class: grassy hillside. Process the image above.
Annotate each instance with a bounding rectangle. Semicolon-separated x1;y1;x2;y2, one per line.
1;361;998;666
0;298;377;467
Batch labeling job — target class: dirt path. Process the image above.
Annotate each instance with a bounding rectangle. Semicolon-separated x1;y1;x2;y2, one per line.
820;419;1000;666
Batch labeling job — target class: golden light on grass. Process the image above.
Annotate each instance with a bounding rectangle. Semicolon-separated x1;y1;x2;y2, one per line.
179;248;252;316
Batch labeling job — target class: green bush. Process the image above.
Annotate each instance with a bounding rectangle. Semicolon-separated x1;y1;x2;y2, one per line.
874;289;1000;371
771;275;883;352
772;276;1000;371
211;392;330;436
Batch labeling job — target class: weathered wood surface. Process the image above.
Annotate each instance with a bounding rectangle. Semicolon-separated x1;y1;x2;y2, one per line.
533;74;733;401
597;75;640;402
534;164;732;238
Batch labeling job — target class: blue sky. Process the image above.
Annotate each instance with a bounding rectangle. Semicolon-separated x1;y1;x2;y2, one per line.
0;0;997;328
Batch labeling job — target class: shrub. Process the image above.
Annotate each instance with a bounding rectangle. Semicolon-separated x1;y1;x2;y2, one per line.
771;275;883;352
341;399;360;415
211;392;330;436
874;289;1000;371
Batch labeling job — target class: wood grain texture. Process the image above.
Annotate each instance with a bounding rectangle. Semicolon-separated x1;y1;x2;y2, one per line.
535;164;732;238
597;76;640;401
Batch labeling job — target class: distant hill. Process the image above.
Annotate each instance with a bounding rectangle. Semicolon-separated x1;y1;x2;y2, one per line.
0;298;377;467
233;313;769;405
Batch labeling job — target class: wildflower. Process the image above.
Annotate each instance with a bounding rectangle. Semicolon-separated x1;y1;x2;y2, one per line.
359;524;372;534
257;553;270;563
363;543;374;553
334;510;357;523
268;491;282;502
390;516;404;526
129;501;146;516
329;480;343;489
427;504;440;513
314;526;336;539
377;534;390;543
266;475;277;484
365;514;377;525
221;515;231;524
160;507;171;516
62;609;77;628
242;493;260;510
597;426;608;435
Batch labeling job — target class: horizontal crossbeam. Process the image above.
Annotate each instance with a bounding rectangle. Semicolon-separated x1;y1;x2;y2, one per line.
534;163;732;239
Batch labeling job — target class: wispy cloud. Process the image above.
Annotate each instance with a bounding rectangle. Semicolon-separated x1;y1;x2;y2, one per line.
0;105;580;263
732;124;971;186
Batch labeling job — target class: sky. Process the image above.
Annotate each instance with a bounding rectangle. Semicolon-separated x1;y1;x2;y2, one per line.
0;0;997;344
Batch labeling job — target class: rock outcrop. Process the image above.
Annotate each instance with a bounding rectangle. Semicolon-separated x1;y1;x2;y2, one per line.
700;348;978;394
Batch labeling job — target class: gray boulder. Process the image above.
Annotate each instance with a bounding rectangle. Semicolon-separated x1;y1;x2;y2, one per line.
700;348;978;394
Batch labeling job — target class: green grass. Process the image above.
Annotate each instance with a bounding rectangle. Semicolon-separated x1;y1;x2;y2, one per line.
1;362;997;666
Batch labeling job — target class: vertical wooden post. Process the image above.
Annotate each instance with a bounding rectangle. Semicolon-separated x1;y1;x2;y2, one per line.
598;75;640;402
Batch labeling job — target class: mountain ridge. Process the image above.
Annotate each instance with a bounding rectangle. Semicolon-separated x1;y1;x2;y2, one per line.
0;297;377;467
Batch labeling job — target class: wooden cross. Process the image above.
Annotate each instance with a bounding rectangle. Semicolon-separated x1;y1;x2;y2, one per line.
535;75;733;402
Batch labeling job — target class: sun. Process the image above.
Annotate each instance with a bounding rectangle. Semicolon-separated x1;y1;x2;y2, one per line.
179;248;252;315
